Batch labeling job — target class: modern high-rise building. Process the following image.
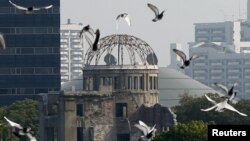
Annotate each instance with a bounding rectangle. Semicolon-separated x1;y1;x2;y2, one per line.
0;0;60;95
194;21;250;53
186;42;250;99
60;19;84;84
182;0;250;100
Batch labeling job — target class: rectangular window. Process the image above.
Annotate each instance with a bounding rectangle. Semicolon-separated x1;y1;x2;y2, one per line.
108;77;113;85
89;127;94;141
154;77;158;89
100;77;104;86
116;103;127;117
83;77;86;90
0;68;12;74
149;76;153;90
76;104;83;116
128;76;132;89
35;48;47;54
35;68;50;74
21;68;34;74
87;77;93;90
77;127;84;141
139;76;144;90
117;134;130;141
21;48;34;54
114;77;119;90
134;77;138;90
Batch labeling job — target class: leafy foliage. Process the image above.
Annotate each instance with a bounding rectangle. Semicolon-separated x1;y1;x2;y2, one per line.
153;94;250;141
153;120;215;141
0;99;39;141
174;93;250;124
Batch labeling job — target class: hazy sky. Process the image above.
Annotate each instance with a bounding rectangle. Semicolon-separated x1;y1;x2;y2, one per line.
61;0;247;67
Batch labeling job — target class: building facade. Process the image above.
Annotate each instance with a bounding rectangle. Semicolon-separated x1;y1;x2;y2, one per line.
184;2;250;99
186;42;250;99
61;19;84;84
0;0;60;95
40;34;177;141
194;21;250;53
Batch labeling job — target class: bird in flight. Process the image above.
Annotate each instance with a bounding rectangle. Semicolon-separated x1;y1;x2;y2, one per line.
4;116;37;140
147;3;166;22
79;25;95;38
26;132;37;141
134;120;157;141
172;48;199;69
9;0;53;14
85;29;100;51
92;29;100;51
214;82;238;102
201;94;247;116
0;33;6;49
116;13;131;30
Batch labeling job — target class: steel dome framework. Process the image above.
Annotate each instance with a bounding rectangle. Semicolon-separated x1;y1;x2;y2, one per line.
84;34;158;65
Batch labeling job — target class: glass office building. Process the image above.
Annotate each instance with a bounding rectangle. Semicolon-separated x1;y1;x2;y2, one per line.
0;0;60;95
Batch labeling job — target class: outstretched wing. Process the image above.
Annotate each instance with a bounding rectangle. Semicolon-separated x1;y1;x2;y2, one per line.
147;3;159;16
139;121;150;129
134;124;148;135
224;103;247;116
9;0;27;10
214;82;228;94
116;13;131;29
125;14;131;27
228;83;237;96
92;29;100;51
0;33;6;49
201;105;218;112
173;49;186;62
34;5;53;10
4;116;23;129
204;94;217;105
85;35;93;48
79;25;95;38
189;54;199;61
148;124;156;133
26;133;37;141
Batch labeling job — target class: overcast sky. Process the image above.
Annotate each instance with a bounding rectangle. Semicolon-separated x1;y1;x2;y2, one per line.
61;0;247;67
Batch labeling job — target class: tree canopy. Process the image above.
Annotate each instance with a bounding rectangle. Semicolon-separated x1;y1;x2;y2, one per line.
0;99;39;141
153;120;215;141
173;93;250;124
153;93;250;141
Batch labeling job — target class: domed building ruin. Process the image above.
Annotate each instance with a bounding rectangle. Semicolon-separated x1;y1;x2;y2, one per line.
39;34;176;141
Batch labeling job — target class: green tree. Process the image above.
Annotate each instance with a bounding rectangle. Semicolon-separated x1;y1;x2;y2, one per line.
4;99;39;140
153;120;215;141
0;106;9;141
174;93;250;124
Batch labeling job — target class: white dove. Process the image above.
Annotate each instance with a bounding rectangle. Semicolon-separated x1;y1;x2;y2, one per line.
9;0;53;14
134;120;157;141
201;94;247;116
116;13;131;30
4;116;36;140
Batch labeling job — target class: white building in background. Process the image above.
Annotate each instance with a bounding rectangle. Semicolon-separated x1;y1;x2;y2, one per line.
194;21;250;53
60;19;84;84
183;0;250;99
186;42;250;99
167;43;183;69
